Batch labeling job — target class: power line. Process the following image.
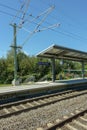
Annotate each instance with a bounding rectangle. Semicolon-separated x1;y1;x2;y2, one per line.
10;0;30;25
0;3;20;12
24;12;87;42
24;12;87;43
0;1;85;32
0;1;86;33
21;6;60;47
18;0;31;27
0;2;32;22
27;1;87;41
29;1;87;37
43;20;87;41
1;2;87;45
0;9;22;19
1;7;86;43
10;0;25;24
0;2;28;14
49;28;87;42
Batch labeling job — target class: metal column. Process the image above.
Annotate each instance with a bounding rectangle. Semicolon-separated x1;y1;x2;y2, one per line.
51;58;55;82
10;23;17;83
82;61;84;79
10;23;22;85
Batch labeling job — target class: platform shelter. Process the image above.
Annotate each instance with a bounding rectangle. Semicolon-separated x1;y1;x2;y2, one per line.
37;44;87;82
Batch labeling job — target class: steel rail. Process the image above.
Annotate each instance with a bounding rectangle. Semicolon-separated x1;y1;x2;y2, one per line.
0;90;87;119
45;109;87;130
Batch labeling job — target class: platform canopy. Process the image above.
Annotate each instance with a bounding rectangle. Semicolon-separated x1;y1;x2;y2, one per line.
37;44;87;62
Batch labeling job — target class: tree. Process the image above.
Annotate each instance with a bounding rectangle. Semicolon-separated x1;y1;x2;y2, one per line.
0;58;7;83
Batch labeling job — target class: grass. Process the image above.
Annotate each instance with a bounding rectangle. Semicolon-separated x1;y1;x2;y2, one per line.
0;84;12;87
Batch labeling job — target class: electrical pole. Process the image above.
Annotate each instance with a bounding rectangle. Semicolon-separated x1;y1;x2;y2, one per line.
10;23;22;85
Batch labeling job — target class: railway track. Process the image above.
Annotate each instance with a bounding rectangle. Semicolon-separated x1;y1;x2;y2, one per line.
0;89;87;119
37;108;87;130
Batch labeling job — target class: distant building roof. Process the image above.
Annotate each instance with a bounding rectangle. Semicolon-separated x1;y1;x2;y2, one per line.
37;44;87;62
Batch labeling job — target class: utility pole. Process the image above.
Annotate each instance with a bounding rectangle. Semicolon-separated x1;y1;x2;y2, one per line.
10;23;22;85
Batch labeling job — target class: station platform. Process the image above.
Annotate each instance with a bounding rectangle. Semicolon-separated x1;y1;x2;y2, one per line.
0;78;87;94
0;78;87;102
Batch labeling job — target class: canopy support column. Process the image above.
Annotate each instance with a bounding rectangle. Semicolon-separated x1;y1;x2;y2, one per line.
82;61;84;79
51;58;55;82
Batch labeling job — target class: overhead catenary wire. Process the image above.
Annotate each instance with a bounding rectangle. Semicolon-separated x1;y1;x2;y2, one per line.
0;0;29;47
27;3;87;43
40;18;87;42
22;10;87;43
0;7;85;43
0;2;32;18
34;6;55;31
11;0;26;24
0;1;87;32
37;23;60;32
19;0;31;27
21;6;60;47
10;0;30;47
1;7;86;44
23;2;87;44
0;1;87;40
0;10;22;19
29;0;87;34
1;1;87;47
22;12;87;45
22;6;55;27
21;23;60;47
9;0;31;83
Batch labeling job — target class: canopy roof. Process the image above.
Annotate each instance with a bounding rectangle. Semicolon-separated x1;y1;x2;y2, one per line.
37;44;87;62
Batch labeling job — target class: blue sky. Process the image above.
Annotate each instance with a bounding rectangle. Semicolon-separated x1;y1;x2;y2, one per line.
0;0;87;57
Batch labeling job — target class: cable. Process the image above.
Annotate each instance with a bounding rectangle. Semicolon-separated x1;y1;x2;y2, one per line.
26;13;87;42
0;10;22;19
0;2;31;24
43;19;87;41
34;6;55;31
10;0;31;48
1;2;87;46
0;1;86;33
0;2;80;32
18;0;30;27
28;1;87;40
0;3;20;12
21;6;58;47
11;0;26;24
43;1;87;32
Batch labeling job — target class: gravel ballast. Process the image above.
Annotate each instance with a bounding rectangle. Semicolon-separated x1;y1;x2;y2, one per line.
0;94;87;130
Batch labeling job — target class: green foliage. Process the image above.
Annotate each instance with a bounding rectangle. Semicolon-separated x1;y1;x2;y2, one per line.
0;49;83;84
0;58;7;83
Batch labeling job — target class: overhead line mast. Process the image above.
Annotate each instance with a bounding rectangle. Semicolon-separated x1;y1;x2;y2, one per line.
10;0;30;85
10;23;22;85
10;0;59;85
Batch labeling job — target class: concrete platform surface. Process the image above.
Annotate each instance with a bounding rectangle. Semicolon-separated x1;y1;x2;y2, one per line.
0;78;87;95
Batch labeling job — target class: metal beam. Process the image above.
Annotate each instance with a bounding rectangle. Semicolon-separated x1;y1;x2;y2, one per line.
82;61;85;79
10;23;22;85
51;58;55;82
